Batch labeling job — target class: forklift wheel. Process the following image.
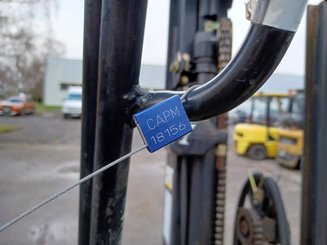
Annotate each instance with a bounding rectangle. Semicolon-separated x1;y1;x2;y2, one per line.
247;145;267;160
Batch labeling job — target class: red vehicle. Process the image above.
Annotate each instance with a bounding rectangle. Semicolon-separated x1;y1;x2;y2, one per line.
0;95;36;116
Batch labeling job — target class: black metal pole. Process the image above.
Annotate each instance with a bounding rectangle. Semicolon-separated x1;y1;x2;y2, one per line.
89;0;148;244
301;2;327;244
165;0;179;90
165;0;198;90
78;0;102;244
178;0;198;55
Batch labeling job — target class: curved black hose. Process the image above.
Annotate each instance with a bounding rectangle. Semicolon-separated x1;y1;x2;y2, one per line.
234;174;290;245
136;23;294;121
264;177;290;245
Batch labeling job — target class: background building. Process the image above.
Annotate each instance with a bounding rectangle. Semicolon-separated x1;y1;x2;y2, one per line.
43;57;166;106
44;58;83;106
43;57;304;106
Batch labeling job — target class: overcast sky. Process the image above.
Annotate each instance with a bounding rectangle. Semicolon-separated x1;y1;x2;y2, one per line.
52;0;323;76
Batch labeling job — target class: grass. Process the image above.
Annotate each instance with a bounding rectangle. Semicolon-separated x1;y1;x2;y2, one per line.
0;124;20;134
35;103;61;114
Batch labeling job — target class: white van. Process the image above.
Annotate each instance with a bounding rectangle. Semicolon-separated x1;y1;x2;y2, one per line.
62;86;82;119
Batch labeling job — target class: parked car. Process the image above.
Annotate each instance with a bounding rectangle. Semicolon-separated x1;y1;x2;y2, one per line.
0;94;36;116
62;86;82;119
228;109;248;125
228;100;251;125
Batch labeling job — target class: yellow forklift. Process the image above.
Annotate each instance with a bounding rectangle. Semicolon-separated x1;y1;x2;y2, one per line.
276;91;304;169
233;93;291;160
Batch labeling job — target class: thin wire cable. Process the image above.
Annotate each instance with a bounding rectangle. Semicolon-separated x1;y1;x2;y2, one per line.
180;85;200;100
0;144;147;233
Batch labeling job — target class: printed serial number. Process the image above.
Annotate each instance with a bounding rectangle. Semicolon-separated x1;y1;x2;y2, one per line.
150;122;187;144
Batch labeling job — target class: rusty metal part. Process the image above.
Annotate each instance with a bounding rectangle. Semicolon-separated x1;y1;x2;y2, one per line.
214;168;226;245
217;18;233;71
235;208;264;245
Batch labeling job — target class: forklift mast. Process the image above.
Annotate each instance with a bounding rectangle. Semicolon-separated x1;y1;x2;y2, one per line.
163;1;232;244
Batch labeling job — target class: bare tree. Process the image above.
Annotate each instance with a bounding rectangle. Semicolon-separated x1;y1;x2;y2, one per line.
0;0;65;100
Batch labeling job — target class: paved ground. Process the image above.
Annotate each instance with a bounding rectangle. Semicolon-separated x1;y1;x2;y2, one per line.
0;115;301;244
0;115;81;245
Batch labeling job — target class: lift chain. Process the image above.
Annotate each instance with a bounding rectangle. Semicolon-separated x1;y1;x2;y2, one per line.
214;17;233;245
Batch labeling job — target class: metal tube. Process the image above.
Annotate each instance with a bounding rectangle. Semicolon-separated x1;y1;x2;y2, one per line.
78;0;102;244
136;23;294;121
89;0;148;244
301;2;327;244
183;24;293;120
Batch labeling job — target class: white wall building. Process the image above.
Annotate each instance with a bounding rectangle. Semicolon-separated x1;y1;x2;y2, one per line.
43;57;304;106
43;57;166;106
44;58;83;106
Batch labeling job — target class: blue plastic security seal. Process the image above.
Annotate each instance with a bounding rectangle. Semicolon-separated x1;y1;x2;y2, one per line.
134;95;193;153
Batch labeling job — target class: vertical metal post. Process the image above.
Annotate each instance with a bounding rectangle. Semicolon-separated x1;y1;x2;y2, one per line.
301;2;327;244
78;0;102;244
165;0;179;90
89;0;148;244
165;0;198;90
179;0;198;55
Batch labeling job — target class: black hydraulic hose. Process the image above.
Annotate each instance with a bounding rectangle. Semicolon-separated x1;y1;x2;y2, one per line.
264;177;290;245
183;24;294;120
136;23;294;121
234;173;290;245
